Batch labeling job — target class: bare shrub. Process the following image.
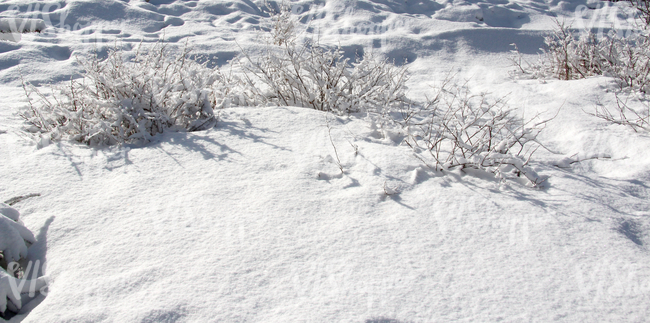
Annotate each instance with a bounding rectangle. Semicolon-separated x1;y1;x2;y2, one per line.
511;21;606;81
267;1;297;46
603;32;650;92
511;20;650;93
591;93;650;131
21;43;243;146
512;19;650;133
239;4;411;115
400;80;549;186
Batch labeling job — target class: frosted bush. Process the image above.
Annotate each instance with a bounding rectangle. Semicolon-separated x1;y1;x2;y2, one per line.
512;20;650;132
626;0;650;25
268;1;296;46
511;21;604;80
603;31;650;93
21;43;244;146
591;92;650;132
240;5;411;115
248;5;548;185
511;21;650;93
400;82;549;186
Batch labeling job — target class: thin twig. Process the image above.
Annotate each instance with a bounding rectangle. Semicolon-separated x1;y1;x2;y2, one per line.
4;193;41;206
325;115;344;174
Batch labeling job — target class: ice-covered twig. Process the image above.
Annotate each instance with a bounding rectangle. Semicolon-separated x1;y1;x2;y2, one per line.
552;154;614;168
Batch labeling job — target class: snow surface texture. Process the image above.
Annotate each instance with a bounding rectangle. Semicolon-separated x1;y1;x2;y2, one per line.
0;0;650;322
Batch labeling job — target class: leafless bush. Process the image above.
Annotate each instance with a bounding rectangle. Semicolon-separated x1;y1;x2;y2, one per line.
267;1;296;46
591;93;650;131
512;20;650;132
603;32;650;92
511;20;650;92
21;43;244;146
510;21;607;81
401;80;550;186
239;4;411;115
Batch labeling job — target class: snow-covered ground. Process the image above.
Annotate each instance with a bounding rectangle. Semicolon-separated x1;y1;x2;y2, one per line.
1;0;649;322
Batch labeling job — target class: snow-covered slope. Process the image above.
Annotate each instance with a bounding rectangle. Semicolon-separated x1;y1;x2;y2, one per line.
0;0;649;322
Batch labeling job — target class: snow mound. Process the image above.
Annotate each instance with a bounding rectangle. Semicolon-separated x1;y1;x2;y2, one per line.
0;204;35;266
0;203;20;222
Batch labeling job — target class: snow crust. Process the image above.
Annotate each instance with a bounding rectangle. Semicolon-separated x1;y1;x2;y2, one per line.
0;0;649;322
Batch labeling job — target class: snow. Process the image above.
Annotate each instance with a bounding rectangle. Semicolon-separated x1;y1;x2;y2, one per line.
0;0;649;322
0;204;19;222
0;18;45;34
0;204;35;266
0;268;47;315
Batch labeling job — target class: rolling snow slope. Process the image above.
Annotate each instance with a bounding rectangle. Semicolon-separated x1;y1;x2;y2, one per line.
0;0;649;322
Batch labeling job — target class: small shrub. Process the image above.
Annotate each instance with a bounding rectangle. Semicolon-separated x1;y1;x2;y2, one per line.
591;93;650;131
268;1;296;46
400;81;549;186
603;31;650;92
511;20;650;93
250;6;549;185
512;19;650;133
21;43;242;146
511;21;605;81
239;4;411;115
